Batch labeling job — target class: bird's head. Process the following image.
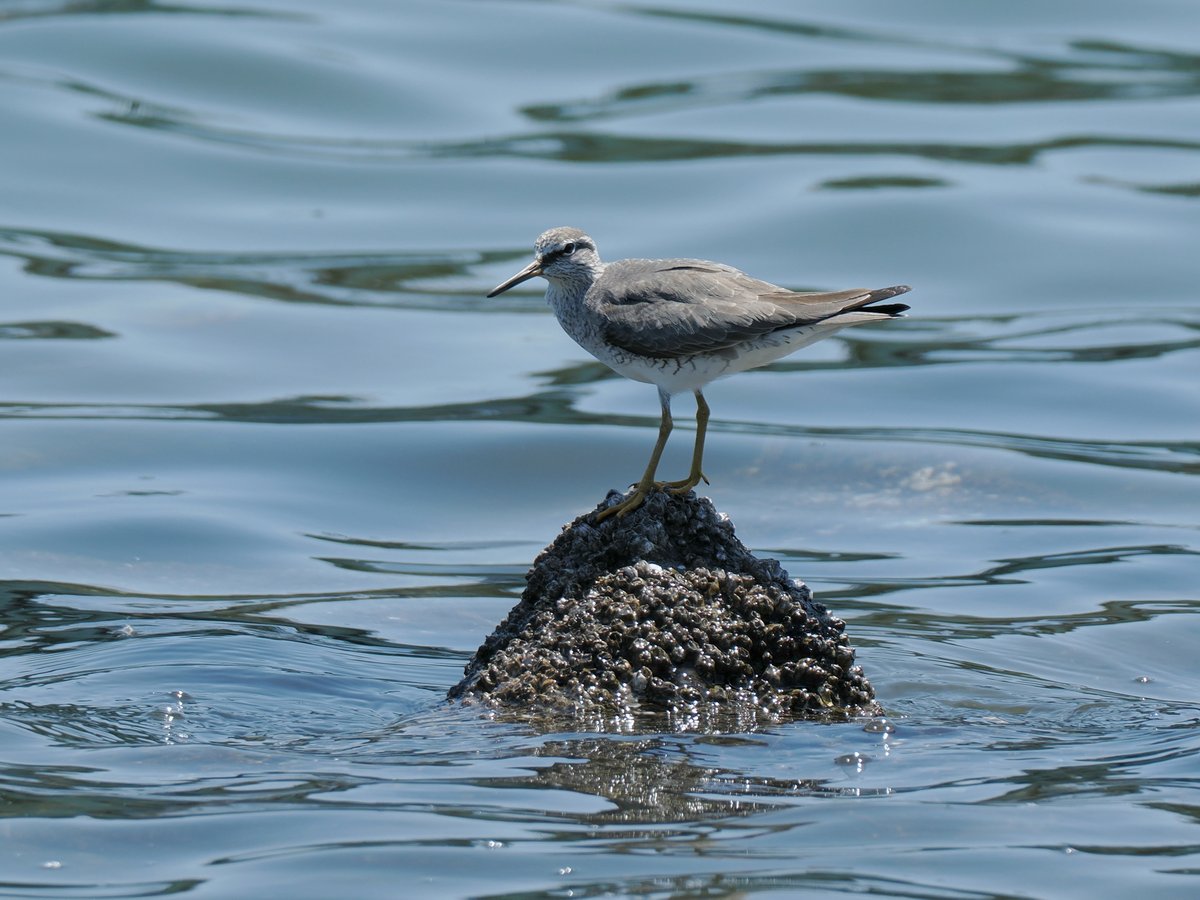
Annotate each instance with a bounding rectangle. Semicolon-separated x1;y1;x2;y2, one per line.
487;227;601;297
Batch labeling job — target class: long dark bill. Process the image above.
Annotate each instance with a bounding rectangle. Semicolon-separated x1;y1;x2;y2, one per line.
487;259;543;297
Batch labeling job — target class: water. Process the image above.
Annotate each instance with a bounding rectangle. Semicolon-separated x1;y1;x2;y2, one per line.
2;0;1199;896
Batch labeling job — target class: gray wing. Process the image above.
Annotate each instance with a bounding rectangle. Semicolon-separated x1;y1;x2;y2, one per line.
590;258;909;359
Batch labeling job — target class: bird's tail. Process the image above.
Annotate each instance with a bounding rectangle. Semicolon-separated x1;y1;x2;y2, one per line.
856;285;911;317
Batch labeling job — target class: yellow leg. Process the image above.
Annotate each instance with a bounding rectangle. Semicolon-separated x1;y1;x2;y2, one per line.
595;388;673;521
660;390;710;494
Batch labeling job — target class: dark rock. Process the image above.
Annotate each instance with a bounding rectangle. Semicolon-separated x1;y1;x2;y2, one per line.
448;490;881;729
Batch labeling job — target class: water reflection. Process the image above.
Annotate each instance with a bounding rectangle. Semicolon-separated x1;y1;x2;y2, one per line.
489;735;887;828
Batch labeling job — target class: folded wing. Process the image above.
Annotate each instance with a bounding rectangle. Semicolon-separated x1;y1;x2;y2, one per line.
591;259;910;359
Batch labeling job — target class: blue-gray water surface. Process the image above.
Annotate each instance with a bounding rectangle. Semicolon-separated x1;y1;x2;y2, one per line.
2;1;1199;897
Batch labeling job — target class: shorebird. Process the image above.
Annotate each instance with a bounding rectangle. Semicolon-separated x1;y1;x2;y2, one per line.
488;227;910;520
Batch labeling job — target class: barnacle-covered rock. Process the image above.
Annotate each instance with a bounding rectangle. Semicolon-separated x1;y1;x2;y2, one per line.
449;490;880;729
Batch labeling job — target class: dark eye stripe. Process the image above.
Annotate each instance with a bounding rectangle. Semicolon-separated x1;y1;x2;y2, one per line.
545;240;588;263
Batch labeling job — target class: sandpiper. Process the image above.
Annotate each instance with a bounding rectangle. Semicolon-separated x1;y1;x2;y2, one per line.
488;227;910;520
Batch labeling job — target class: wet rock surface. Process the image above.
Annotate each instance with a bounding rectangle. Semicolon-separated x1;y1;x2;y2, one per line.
449;490;881;728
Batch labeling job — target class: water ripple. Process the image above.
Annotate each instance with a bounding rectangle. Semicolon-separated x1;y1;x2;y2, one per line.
0;0;299;24
2;394;1193;475
0;225;504;310
9;62;1200;169
852;597;1198;641
523;46;1200;124
0;320;115;340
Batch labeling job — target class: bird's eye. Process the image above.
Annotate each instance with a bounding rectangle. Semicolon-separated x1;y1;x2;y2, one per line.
562;242;576;256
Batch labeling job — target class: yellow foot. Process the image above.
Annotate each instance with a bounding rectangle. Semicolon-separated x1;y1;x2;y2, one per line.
593;485;653;522
655;472;710;494
594;471;710;522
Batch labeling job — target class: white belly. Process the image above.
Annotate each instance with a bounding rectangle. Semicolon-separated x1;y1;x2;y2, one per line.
591;323;838;396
